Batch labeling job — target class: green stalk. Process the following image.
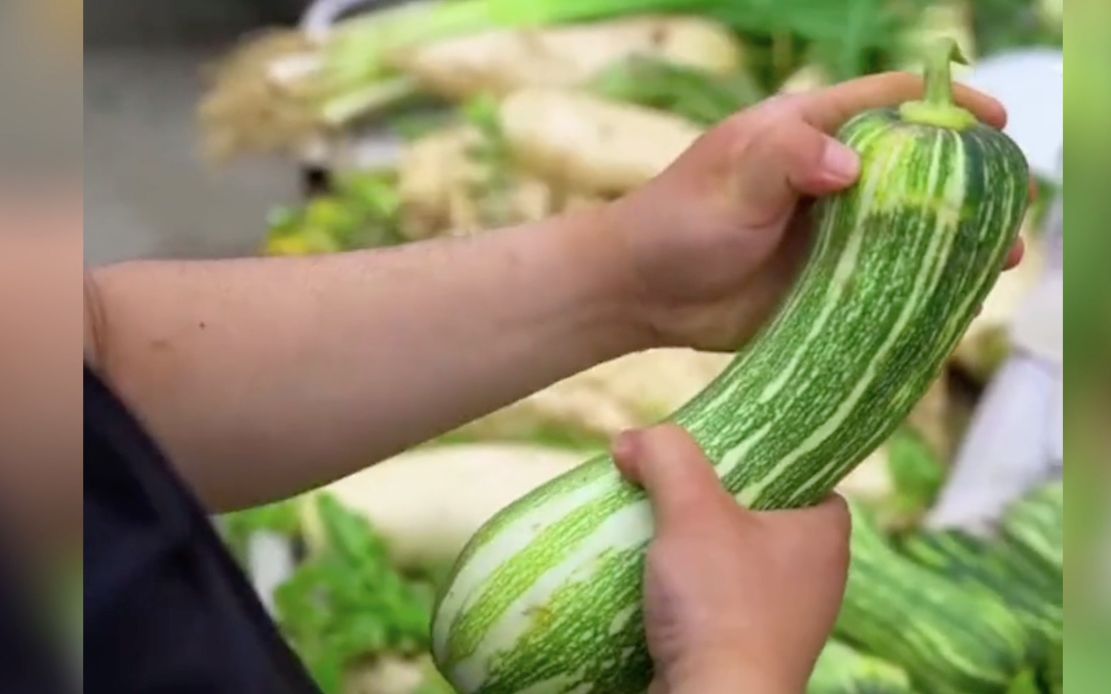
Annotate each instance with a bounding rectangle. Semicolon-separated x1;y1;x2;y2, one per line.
316;0;913;126
320;74;422;126
899;37;978;130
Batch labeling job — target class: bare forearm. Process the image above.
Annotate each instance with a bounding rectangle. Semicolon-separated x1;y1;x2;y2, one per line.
87;208;647;511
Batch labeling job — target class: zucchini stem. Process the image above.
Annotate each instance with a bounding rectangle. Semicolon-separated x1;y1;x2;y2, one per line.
899;38;977;130
923;37;966;108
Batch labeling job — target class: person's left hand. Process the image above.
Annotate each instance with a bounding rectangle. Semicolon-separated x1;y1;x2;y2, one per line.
596;72;1025;352
612;425;851;694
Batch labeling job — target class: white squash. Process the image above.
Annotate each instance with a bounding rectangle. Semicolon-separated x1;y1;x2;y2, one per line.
302;443;582;568
394;16;743;101
499;88;702;193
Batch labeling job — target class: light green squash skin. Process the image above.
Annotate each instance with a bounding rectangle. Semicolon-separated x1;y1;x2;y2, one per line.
431;69;1030;694
900;481;1064;681
808;639;912;694
837;510;1033;693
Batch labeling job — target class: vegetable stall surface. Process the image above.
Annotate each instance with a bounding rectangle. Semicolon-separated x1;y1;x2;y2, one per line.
430;39;1030;693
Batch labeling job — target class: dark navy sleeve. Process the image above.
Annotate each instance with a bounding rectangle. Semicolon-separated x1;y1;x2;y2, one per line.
84;366;320;694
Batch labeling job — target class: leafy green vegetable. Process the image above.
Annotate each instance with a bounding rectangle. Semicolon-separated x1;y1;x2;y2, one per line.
460;94;519;226
274;494;436;694
886;426;946;521
1004;667;1044;694
970;0;1062;57
266;171;405;254
589;56;764;125
219;498;303;563
389;108;461;142
324;0;922;119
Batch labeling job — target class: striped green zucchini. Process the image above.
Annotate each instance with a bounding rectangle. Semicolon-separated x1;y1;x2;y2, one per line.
837;509;1032;693
901;529;1062;644
1040;639;1063;694
900;528;1062;685
1001;479;1064;581
432;40;1029;693
808;640;913;694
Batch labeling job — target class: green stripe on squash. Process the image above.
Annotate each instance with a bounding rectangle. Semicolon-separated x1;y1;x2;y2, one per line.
839;509;1033;693
432;39;1030;693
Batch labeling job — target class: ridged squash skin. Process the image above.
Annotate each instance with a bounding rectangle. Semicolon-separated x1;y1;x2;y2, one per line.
432;52;1030;693
837;511;1033;693
808;639;912;694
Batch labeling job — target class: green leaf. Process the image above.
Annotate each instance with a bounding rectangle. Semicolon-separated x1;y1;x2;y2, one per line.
265;171;406;253
270;494;436;692
218;499;302;563
886;426;945;519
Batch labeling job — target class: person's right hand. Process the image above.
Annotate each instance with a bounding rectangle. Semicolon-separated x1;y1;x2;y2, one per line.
598;72;1023;353
612;425;852;694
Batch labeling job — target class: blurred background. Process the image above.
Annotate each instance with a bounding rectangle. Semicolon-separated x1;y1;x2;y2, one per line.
79;1;1073;693
85;0;304;264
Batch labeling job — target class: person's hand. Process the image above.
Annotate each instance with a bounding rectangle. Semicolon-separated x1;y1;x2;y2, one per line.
612;425;851;694
599;72;1025;351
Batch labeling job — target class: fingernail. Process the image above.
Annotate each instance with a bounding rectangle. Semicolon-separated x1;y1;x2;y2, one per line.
821;140;860;183
612;430;638;461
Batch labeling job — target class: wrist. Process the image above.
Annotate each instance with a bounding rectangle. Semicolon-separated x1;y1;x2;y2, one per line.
551;204;659;356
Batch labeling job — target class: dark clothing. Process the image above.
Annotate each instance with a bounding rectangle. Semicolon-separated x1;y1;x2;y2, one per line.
84;366;319;693
0;554;70;694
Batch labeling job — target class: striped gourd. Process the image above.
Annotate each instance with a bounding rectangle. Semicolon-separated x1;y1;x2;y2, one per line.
836;509;1032;693
432;40;1029;693
900;528;1062;681
1001;479;1064;581
901;529;1062;642
1041;639;1063;694
808;639;913;694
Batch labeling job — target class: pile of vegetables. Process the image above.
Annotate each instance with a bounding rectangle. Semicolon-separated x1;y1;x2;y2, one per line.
428;38;1033;692
836;480;1064;693
221;465;1062;693
205;2;1062;693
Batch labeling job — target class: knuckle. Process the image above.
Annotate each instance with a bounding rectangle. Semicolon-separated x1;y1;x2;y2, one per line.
766;120;806;151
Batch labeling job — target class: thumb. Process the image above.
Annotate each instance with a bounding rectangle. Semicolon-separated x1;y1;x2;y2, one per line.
613;424;732;529
733;117;859;224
